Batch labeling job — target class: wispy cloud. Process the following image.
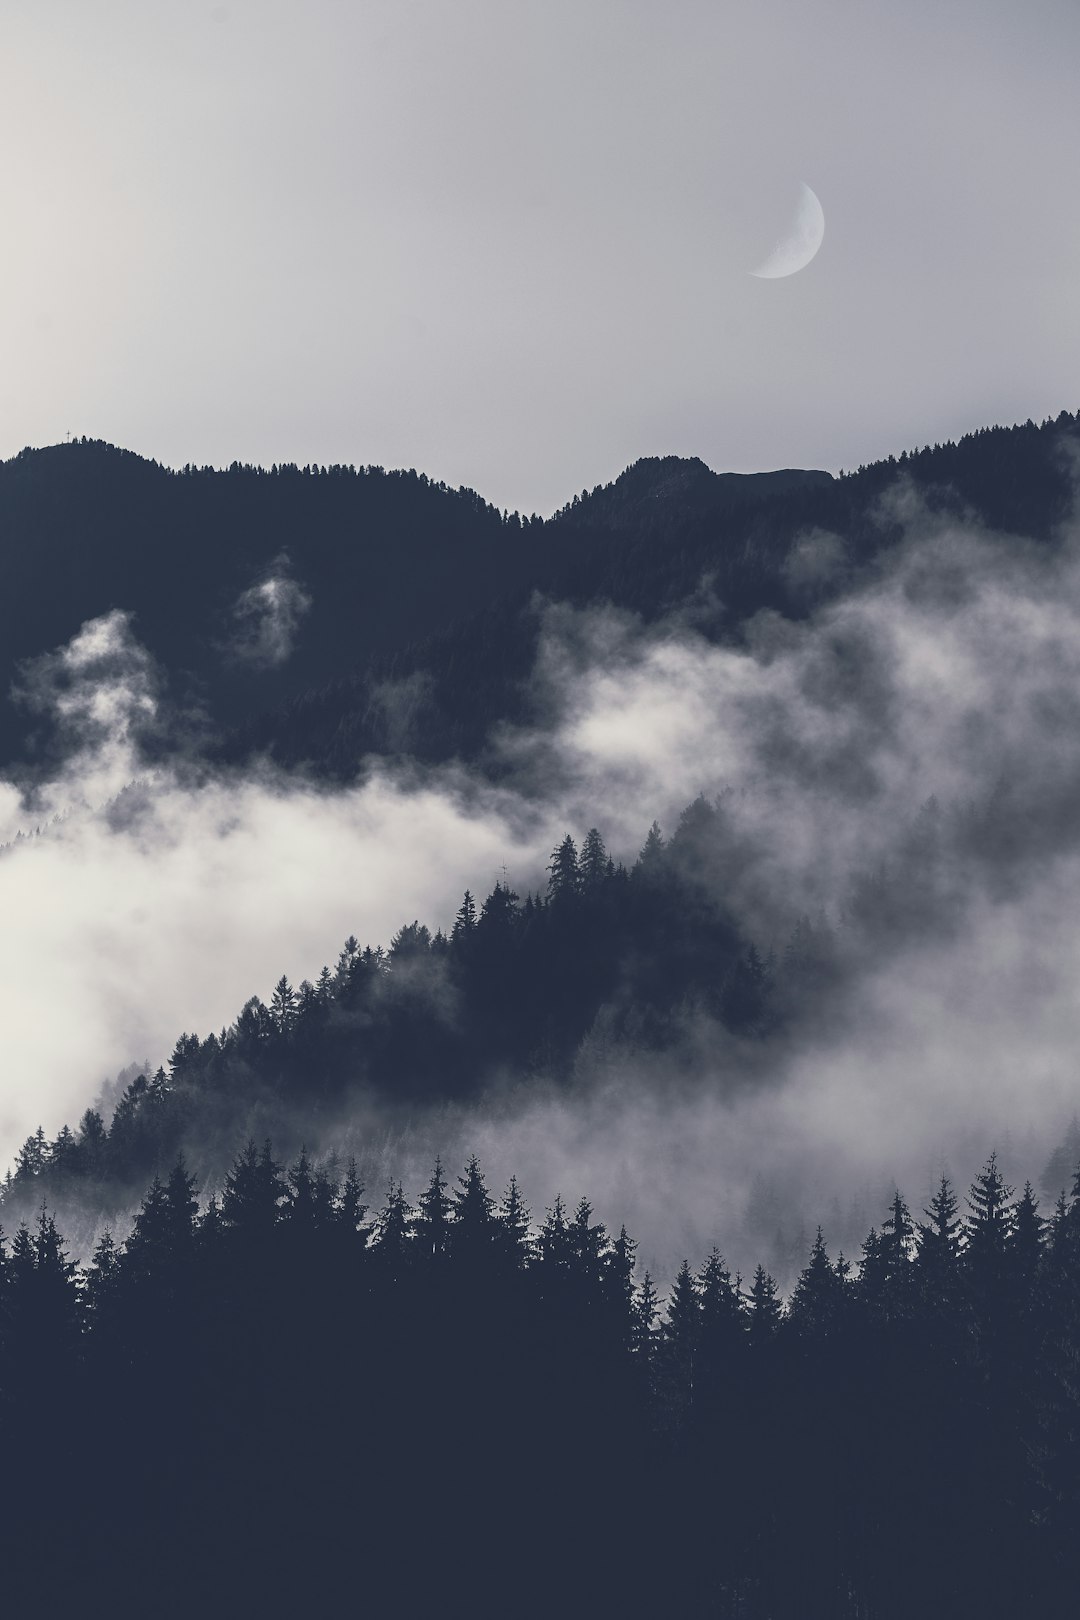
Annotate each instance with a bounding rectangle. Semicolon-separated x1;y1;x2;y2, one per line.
228;553;312;669
3;485;1080;1275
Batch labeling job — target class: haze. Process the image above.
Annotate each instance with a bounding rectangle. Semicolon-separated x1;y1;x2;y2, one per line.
2;0;1079;513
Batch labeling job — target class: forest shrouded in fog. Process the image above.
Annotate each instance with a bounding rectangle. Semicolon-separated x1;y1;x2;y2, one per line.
4;414;1080;1611
5;414;1080;1273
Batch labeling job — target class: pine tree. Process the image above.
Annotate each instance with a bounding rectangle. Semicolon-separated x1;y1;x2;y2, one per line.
338;1158;368;1240
634;821;666;879
605;1225;638;1324
579;828;609;892
662;1260;701;1412
222;1139;286;1240
881;1189;915;1278
269;975;299;1034
915;1175;962;1311
789;1228;843;1340
547;835;580;902
373;1181;412;1276
49;1125;77;1186
451;890;478;946
568;1197;608;1292
632;1270;660;1361
84;1228;121;1323
414;1157;452;1261
698;1248;744;1348
285;1147;317;1232
496;1176;531;1271
748;1264;782;1346
478;882;519;939
1011;1181;1045;1296
14;1127;48;1181
451;1156;496;1262
76;1108;108;1174
963;1152;1016;1307
538;1196;571;1273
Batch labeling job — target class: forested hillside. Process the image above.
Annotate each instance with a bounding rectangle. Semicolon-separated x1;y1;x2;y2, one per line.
6;412;1078;782
2;771;1064;1249
2;1137;1079;1615
0;438;829;768
228;411;1080;776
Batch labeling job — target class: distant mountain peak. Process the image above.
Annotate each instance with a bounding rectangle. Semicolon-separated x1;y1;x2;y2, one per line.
554;454;833;530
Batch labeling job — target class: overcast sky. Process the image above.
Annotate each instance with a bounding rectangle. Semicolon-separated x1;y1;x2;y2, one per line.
2;0;1079;514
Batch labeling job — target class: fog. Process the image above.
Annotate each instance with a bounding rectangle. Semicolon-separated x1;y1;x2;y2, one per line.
4;483;1080;1274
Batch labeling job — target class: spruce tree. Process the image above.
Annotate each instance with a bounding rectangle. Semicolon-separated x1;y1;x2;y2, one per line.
451;890;478;946
547;835;580;901
495;1176;531;1272
915;1175;962;1312
748;1264;782;1346
414;1157;452;1261
579;828;609;892
373;1181;412;1276
789;1228;843;1340
451;1156;496;1267
662;1259;701;1403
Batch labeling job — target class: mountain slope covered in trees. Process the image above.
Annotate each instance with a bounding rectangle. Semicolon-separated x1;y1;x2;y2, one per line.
228;410;1080;776
0;439;829;768
2;1138;1080;1615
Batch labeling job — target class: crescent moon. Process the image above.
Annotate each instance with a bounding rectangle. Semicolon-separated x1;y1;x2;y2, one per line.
750;182;825;279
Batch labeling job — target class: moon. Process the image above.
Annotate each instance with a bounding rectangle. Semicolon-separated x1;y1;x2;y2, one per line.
750;182;825;279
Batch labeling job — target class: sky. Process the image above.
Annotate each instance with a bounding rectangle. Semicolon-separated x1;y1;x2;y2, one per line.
2;0;1079;513
4;2;1080;1262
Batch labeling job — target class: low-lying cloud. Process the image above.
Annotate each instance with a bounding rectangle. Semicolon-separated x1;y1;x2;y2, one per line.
4;482;1080;1274
228;554;312;668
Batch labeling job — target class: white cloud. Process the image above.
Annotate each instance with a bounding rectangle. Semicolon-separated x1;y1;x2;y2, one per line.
4;489;1080;1279
229;556;312;668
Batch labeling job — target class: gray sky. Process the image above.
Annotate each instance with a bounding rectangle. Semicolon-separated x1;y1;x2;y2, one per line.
2;0;1079;513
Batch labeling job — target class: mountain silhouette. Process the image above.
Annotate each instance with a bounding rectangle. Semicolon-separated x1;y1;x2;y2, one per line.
0;440;832;771
2;413;1077;778
227;411;1080;777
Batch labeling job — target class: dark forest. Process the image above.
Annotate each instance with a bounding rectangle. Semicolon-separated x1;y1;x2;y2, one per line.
5;413;1080;1615
3;1136;1080;1616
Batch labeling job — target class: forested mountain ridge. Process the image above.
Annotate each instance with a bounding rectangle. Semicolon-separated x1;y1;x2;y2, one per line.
1;806;764;1227
5;783;1074;1253
7;410;1077;781
0;438;829;770
227;409;1080;777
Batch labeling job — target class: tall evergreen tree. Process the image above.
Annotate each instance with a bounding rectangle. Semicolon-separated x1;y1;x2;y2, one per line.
547;835;580;902
451;1156;496;1265
414;1157;452;1261
748;1264;782;1346
579;828;609;891
788;1228;843;1340
495;1175;531;1272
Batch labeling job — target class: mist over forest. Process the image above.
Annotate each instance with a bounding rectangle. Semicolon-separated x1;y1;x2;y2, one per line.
3;417;1080;1295
4;417;1080;1612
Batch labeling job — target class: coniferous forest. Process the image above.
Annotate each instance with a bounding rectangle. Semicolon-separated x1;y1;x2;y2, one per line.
7;7;1080;1614
5;414;1080;1615
3;1140;1080;1616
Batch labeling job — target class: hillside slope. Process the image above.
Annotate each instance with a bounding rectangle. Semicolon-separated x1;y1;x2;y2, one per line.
0;441;828;769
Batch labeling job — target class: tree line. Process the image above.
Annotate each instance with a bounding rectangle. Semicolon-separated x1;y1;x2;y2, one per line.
1;1140;1079;1614
3;802;792;1224
3;785;1065;1241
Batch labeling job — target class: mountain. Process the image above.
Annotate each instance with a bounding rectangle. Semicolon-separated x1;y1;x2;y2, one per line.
227;411;1080;777
0;440;830;771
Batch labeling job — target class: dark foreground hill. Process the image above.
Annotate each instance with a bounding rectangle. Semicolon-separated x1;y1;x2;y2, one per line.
2;1142;1079;1617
